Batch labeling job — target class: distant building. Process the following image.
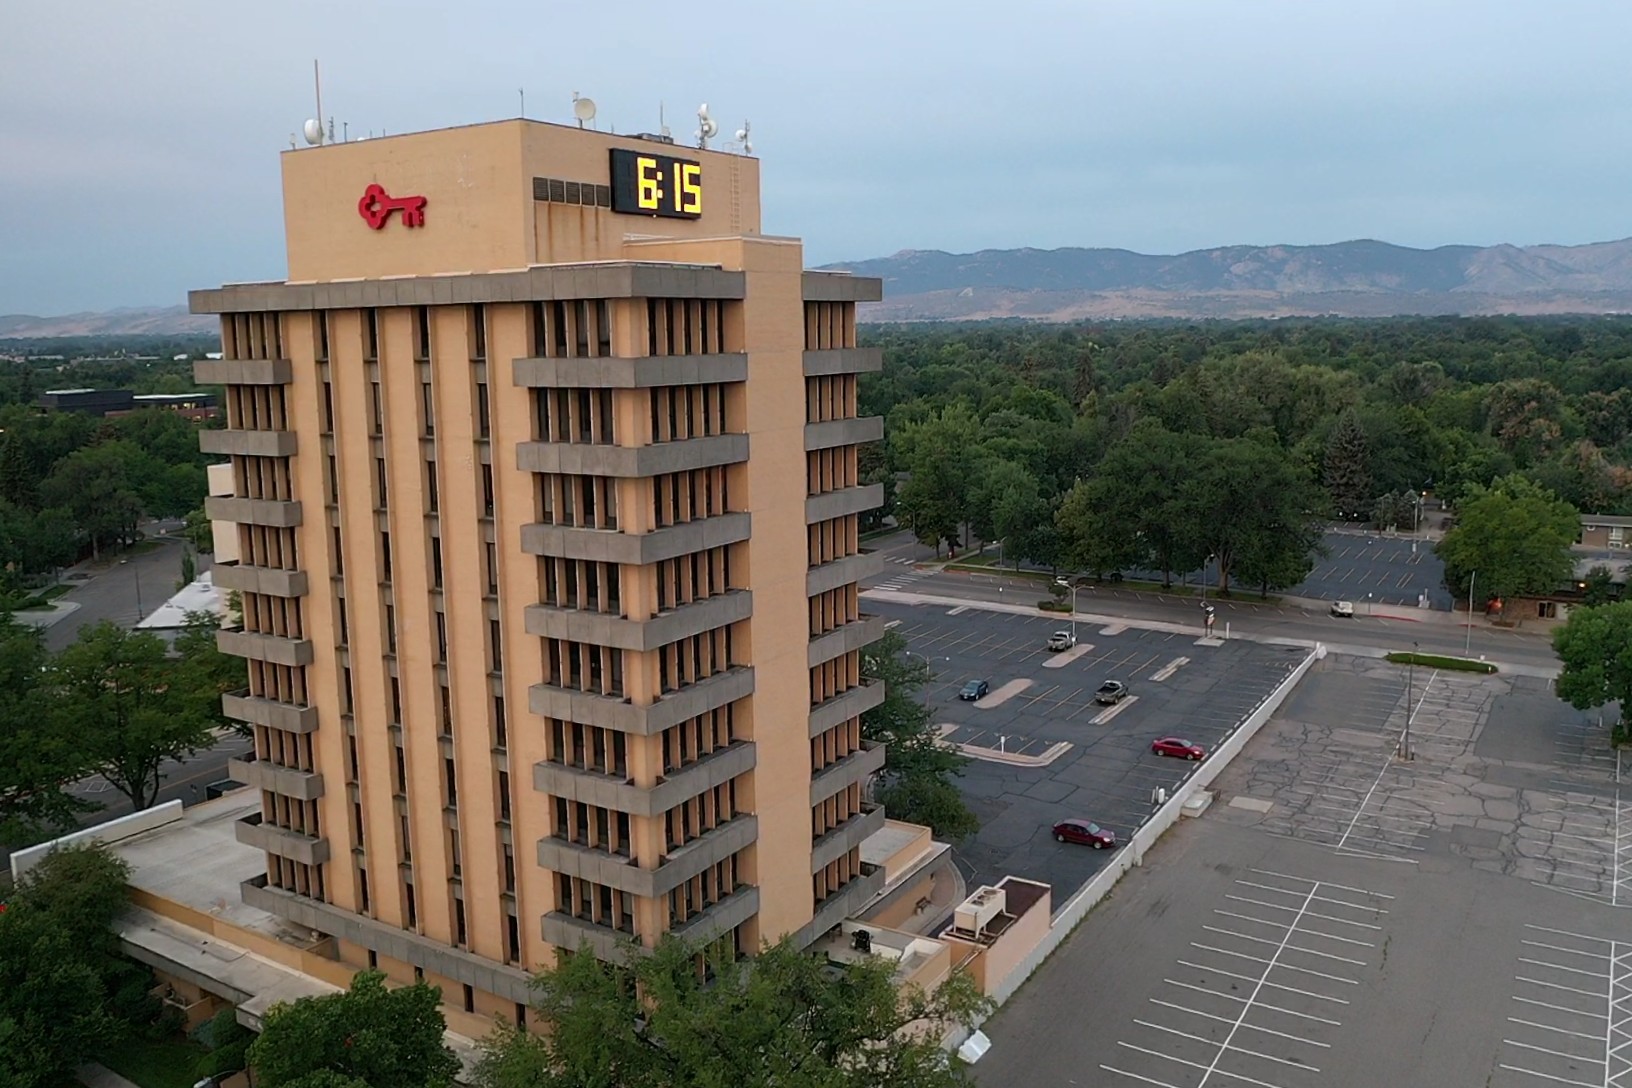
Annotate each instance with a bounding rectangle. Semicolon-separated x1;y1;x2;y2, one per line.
1578;513;1632;551
36;387;219;420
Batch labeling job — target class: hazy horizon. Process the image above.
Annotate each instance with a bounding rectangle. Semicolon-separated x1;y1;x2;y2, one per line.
7;0;1632;313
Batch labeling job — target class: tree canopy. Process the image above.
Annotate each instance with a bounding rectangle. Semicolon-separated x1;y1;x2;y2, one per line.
248;971;460;1088
1552;601;1632;737
475;935;989;1088
1434;474;1580;608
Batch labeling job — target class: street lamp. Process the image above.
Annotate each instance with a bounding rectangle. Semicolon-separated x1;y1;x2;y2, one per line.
1201;553;1217;601
902;649;935;681
120;556;145;624
1054;577;1079;647
1465;570;1477;656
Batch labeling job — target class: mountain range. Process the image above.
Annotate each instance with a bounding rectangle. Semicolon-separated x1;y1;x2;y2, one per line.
821;238;1632;321
12;237;1632;336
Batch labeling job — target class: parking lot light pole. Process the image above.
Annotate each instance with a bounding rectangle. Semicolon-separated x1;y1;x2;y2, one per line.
1400;639;1418;762
120;556;145;623
1054;577;1079;646
902;649;934;681
1465;570;1477;656
1201;553;1216;602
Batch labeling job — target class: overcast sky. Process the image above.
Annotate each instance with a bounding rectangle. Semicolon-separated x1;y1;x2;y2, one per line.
5;0;1631;314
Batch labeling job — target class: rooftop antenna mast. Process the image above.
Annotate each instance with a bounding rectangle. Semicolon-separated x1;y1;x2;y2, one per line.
695;103;718;150
301;59;327;147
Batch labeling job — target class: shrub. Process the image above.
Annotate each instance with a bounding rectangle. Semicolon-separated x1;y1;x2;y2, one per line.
1384;651;1497;674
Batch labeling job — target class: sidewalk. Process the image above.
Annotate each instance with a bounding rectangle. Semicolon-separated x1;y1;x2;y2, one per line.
76;1063;140;1088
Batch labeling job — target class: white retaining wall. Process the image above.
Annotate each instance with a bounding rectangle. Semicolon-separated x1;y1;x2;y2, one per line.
9;800;184;882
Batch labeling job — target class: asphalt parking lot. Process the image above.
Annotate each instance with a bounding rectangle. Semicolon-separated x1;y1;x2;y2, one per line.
1295;531;1452;610
973;652;1631;1088
870;599;1307;893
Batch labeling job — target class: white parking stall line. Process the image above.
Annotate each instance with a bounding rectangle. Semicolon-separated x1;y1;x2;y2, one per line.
1499;927;1629;1088
1200;926;1368;966
1162;980;1343;1026
1509;1017;1604;1040
1223;895;1385;930
1147;1000;1333;1047
1189;942;1361;985
1174;960;1351;1005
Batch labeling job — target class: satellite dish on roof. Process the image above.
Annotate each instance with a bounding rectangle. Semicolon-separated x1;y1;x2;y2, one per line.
572;92;597;128
301;118;324;146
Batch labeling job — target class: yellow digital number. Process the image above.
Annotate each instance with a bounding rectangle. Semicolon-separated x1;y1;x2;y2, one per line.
637;156;661;210
680;162;702;215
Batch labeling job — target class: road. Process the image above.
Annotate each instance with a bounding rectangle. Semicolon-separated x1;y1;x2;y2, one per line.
41;522;207;652
863;530;1559;673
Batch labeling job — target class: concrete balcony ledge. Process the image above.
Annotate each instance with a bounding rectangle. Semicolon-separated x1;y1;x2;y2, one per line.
243;875;534;1004
205;495;302;529
516;433;747;477
524;590;752;653
808;614;886;668
212;561;309;599
802;271;884;303
217;628;315;668
521;511;751;566
528;666;754;738
802;347;884;378
669;885;761;948
533;741;757;817
228;756;324;802
808;681;885;739
221;690;318;734
805;484;883;526
810;740;886;806
794;863;886;948
199;429;298;458
540;911;639;963
536;815;758;899
514;353;749;389
804;416;883;452
234;813;330;867
193;358;293;386
807;551;885;598
811;803;886;872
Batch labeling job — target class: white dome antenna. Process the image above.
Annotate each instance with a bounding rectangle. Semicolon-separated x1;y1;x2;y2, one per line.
733;120;752;155
695;102;718;149
302;118;325;146
572;92;597;129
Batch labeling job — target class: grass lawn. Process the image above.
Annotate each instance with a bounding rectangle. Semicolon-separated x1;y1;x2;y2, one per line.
98;1037;208;1088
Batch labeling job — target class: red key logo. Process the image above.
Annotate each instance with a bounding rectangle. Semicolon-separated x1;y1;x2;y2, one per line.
358;183;428;230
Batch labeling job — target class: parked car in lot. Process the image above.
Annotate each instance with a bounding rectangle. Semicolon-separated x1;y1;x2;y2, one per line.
1094;680;1129;705
1046;631;1075;652
1052;819;1117;849
1151;736;1207;761
959;679;990;701
1330;600;1355;617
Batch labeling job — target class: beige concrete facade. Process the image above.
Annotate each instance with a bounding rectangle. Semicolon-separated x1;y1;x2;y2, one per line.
193;118;885;1017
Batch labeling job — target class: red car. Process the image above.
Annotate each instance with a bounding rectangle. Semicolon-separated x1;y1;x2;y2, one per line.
1052;819;1117;849
1151;736;1207;761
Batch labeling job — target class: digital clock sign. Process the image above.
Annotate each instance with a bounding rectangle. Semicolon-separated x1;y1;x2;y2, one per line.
609;148;702;219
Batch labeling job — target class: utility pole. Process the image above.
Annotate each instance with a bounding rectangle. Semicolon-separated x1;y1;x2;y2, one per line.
1400;639;1418;761
1465;570;1477;656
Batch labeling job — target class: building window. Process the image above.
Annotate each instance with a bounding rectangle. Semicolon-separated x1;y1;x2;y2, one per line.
384;603;396;653
455;898;468;948
471;303;487;361
359;869;370;912
426;460;439;512
484;541;498;595
462;982;474;1013
405;882;417;929
489;618;502;670
1611;526;1624;547
380;531;393;582
503;842;515;892
435;611;447;662
493;694;507;749
481;463;495;516
415;306;431;362
444;756;458;807
370;381;383;434
393;743;407;794
497;770;511;822
431;536;444;588
389;676;401;724
508;917;521;966
365;308;379;361
476;381;491;439
1539;601;1559;619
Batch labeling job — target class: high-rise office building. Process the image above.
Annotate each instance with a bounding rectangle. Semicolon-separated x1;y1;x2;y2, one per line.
195;118;886;1021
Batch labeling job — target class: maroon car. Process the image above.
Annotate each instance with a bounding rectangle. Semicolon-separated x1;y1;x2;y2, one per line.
1052;819;1117;849
1151;736;1207;761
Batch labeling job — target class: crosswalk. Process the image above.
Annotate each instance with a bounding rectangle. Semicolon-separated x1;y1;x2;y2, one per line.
873;556;928;592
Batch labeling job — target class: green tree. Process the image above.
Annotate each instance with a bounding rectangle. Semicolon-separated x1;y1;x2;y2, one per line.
1182;434;1323;595
1552;601;1632;742
52;621;217;809
1322;408;1372;520
861;629;978;840
248;970;459;1088
0;616;96;843
41;442;146;558
474;934;989;1088
0;845;138;1088
1580;565;1621;607
0;432;37;510
894;404;983;555
1435;474;1579;611
174;609;246;734
858;442;895;534
183;505;215;553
